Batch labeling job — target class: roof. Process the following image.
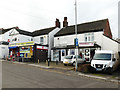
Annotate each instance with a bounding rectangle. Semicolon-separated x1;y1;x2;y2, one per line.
55;19;108;37
16;29;32;36
0;27;32;36
0;28;12;35
32;27;56;37
0;26;56;37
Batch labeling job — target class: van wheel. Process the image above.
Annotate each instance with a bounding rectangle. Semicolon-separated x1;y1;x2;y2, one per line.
108;68;113;75
64;64;67;66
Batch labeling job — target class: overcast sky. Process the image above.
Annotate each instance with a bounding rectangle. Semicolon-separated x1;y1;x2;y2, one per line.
0;0;119;38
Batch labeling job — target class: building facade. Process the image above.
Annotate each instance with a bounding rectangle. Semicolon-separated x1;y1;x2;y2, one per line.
52;18;120;62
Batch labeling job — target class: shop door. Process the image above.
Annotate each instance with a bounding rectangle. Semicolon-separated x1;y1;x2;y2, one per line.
36;50;48;62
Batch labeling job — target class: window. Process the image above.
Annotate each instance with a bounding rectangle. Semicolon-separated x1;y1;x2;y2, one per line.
84;33;94;42
31;38;33;41
40;37;44;44
70;49;75;55
93;53;111;60
12;37;17;41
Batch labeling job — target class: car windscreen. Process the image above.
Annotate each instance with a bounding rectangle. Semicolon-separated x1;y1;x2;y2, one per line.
93;53;111;60
74;55;83;59
65;56;73;59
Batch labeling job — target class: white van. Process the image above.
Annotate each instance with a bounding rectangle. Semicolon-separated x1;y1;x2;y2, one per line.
91;50;120;74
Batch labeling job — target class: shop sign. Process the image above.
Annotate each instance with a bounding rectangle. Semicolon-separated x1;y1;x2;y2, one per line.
9;41;34;47
20;46;30;53
24;53;31;58
79;42;94;47
37;46;48;50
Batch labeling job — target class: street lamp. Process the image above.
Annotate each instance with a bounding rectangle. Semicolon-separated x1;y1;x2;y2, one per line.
75;0;78;72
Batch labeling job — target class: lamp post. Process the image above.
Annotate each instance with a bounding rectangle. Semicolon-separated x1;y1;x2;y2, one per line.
75;0;78;71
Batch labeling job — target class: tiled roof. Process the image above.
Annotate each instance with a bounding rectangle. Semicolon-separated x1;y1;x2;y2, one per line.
32;27;56;37
0;27;32;36
55;19;108;37
16;29;32;36
0;28;12;35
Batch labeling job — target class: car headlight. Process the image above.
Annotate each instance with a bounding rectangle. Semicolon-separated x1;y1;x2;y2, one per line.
91;64;94;67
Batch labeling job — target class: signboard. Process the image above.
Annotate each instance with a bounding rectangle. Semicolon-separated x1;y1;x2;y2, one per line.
79;42;94;47
9;41;34;47
37;46;48;50
20;46;33;58
74;38;78;47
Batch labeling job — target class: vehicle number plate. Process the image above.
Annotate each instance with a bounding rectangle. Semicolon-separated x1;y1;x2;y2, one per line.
96;68;102;71
65;62;68;64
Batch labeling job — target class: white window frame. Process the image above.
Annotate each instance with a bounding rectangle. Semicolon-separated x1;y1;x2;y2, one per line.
84;33;94;42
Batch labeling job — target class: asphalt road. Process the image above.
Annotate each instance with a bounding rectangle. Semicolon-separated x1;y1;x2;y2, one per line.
2;61;120;88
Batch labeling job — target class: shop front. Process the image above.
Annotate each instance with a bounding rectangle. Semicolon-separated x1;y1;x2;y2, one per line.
33;44;48;63
51;42;101;62
9;41;34;62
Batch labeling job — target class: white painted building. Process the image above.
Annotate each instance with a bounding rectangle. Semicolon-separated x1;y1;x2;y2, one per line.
52;19;120;62
0;28;12;59
32;19;61;62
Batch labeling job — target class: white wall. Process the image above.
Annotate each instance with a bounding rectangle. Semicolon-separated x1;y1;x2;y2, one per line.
48;28;61;58
0;45;9;59
0;35;3;41
33;35;48;45
0;30;12;42
102;35;119;59
54;31;103;47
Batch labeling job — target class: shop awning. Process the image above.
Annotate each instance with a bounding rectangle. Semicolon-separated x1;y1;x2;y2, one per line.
9;46;18;49
52;44;101;50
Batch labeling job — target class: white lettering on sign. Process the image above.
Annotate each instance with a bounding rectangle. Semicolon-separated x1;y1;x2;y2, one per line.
79;42;94;47
37;46;48;50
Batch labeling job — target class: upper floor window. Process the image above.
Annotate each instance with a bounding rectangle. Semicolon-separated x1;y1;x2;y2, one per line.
12;37;17;41
40;37;44;44
31;38;33;41
84;33;94;42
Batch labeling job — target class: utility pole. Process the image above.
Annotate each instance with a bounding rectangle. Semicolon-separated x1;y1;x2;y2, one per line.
75;0;78;71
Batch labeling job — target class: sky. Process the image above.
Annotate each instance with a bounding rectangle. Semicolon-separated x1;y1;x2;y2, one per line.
0;0;119;38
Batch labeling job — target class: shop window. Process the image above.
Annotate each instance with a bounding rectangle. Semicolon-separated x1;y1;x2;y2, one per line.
70;49;75;55
62;50;65;56
40;37;44;44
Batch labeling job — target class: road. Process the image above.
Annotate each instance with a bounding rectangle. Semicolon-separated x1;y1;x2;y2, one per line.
2;61;120;88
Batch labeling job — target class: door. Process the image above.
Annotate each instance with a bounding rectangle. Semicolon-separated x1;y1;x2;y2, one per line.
36;49;48;62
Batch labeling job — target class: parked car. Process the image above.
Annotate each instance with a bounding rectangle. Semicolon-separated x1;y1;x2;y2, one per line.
63;55;86;66
91;50;120;74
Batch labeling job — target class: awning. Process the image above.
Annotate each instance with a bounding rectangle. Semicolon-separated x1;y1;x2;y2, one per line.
52;44;101;50
9;46;18;49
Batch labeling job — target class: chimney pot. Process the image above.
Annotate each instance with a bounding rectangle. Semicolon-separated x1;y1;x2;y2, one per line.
63;17;68;27
55;18;60;28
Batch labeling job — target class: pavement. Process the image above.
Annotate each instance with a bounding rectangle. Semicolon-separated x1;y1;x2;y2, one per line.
1;60;120;84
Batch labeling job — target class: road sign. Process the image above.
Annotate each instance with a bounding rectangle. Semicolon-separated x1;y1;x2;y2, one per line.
74;38;78;46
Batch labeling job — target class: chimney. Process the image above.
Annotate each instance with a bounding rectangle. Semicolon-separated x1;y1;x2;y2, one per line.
63;17;68;27
55;18;60;28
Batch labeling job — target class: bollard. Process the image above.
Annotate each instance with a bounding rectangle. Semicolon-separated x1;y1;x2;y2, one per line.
38;59;39;64
22;57;24;62
56;60;58;65
46;60;48;65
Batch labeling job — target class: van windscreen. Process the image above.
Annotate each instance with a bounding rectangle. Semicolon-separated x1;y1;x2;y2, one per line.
93;53;111;60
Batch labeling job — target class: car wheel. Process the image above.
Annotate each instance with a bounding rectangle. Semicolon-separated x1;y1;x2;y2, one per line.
72;62;76;66
64;64;67;66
